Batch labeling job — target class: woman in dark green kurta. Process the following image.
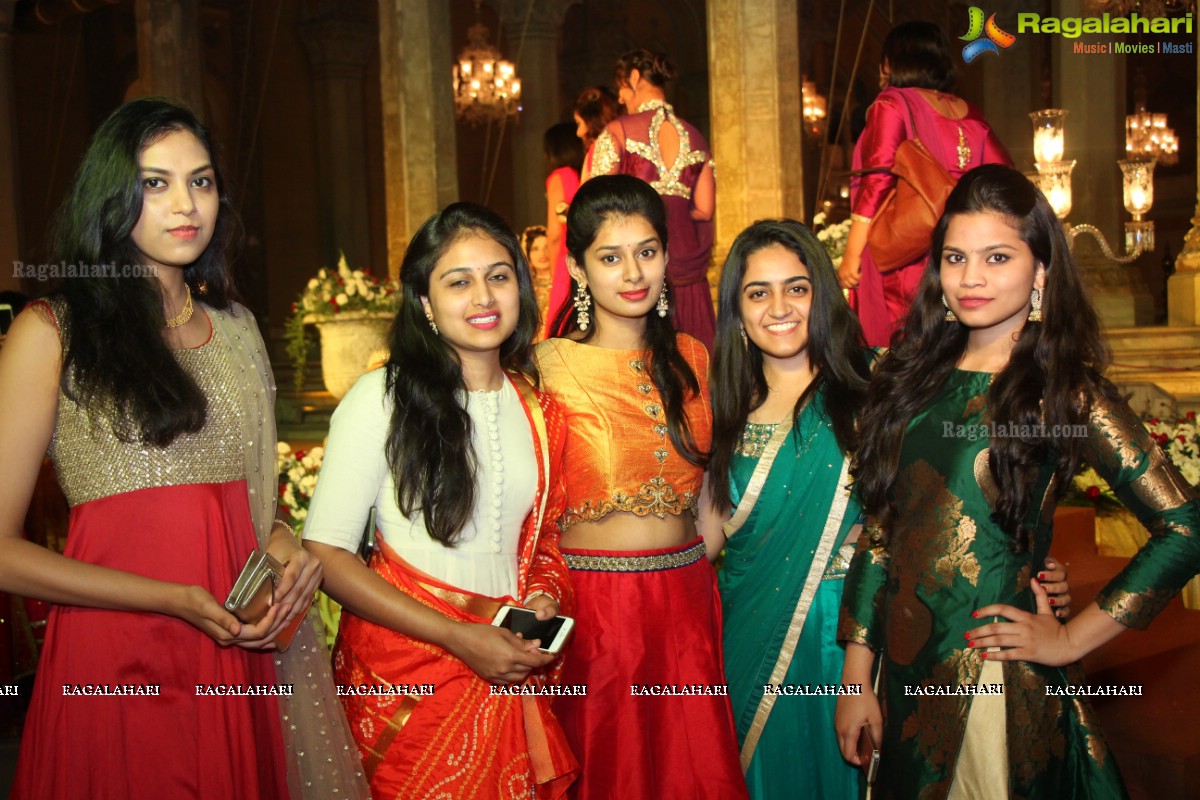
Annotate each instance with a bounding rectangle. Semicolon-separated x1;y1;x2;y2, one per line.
836;166;1200;799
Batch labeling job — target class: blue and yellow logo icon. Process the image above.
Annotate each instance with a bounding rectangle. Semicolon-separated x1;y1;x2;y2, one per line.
961;7;1017;62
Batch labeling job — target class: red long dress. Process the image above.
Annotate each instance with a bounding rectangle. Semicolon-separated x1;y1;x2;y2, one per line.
13;300;288;799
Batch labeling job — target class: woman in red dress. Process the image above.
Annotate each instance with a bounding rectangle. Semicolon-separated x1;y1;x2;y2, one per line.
539;175;747;799
838;21;1010;347
544;123;584;338
0;99;366;799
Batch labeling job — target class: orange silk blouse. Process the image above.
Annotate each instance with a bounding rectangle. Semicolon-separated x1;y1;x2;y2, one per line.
534;334;712;529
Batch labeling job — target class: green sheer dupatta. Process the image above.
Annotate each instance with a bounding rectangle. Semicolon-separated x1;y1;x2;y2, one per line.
720;391;859;770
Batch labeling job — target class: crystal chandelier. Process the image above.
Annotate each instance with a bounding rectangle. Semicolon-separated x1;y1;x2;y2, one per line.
1126;109;1179;166
801;78;827;139
452;1;521;126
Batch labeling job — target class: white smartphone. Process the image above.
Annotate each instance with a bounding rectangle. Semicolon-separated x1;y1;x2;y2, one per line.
491;605;575;654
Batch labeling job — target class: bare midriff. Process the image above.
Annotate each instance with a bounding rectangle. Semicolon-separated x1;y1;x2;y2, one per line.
559;510;697;552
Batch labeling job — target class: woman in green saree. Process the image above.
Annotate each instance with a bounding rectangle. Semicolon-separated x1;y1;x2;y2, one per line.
703;218;1073;800
836;165;1200;799
703;219;873;799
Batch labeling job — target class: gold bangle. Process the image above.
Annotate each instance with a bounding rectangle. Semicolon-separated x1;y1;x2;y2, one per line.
273;519;296;537
523;590;557;606
850;213;873;225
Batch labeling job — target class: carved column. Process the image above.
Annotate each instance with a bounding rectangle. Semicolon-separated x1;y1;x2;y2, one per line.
134;0;204;113
1168;19;1200;326
0;0;19;293
300;11;374;269
499;0;577;232
378;0;459;279
706;0;803;270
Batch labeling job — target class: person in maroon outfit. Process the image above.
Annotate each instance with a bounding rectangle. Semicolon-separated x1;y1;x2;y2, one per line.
588;49;717;351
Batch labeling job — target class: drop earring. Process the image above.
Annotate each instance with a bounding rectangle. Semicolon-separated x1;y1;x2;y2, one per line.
739;324;749;352
1029;288;1043;322
656;284;669;318
425;310;439;335
943;294;957;323
574;283;592;331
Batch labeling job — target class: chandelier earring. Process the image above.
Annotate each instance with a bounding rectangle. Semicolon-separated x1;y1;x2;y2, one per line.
656;284;669;318
943;294;957;323
1029;287;1043;322
574;283;592;331
425;309;439;336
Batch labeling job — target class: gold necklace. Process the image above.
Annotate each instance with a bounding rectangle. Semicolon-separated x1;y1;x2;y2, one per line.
166;284;193;328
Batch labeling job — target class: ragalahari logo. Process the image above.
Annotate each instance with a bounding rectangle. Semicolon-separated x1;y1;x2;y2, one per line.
960;7;1017;62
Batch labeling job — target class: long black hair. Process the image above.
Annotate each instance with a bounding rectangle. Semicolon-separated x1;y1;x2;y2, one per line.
854;165;1119;551
551;174;705;466
384;202;540;546
709;219;871;512
51;97;239;447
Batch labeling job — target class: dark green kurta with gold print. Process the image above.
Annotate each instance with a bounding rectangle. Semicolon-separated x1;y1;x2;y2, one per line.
839;369;1200;800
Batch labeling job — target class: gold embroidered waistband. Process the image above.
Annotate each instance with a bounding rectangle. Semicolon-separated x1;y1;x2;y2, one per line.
560;477;697;530
563;540;706;573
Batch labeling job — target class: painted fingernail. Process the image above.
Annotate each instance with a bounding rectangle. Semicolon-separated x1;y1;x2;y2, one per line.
1037;573;1046;581
964;632;971;640
1048;598;1056;606
971;611;979;618
980;652;988;659
967;641;975;648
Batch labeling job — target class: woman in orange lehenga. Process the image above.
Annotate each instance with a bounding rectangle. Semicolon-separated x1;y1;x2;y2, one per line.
304;202;577;799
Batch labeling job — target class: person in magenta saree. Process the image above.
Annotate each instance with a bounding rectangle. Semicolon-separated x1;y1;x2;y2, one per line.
838;21;1010;347
589;49;716;351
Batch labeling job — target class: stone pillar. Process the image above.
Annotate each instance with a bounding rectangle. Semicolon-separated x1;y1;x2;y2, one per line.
499;0;577;232
1169;20;1200;326
300;12;374;269
134;0;204;113
1053;0;1153;327
0;0;19;293
378;0;459;279
706;0;803;269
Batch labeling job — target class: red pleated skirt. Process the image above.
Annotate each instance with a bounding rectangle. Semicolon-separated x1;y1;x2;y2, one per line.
555;538;748;799
12;482;288;800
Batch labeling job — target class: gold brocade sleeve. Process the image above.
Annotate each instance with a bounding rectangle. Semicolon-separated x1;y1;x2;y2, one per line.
1083;393;1200;629
837;516;890;649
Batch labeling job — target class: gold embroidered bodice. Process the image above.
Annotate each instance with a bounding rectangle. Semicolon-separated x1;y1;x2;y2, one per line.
44;300;247;507
590;100;715;200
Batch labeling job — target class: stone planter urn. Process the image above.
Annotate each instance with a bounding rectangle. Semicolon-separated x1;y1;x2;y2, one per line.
312;311;391;399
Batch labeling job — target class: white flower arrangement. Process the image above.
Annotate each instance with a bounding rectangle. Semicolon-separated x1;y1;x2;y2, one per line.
276;442;341;646
1144;412;1200;487
812;211;852;269
286;254;400;390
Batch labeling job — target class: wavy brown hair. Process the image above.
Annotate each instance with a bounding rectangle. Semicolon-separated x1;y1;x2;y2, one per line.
709;219;870;512
853;165;1120;551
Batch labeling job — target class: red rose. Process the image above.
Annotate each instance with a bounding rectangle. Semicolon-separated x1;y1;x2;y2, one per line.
1187;411;1196;420
278;483;287;498
1148;417;1160;425
295;450;306;460
1086;486;1101;499
1179;435;1188;444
